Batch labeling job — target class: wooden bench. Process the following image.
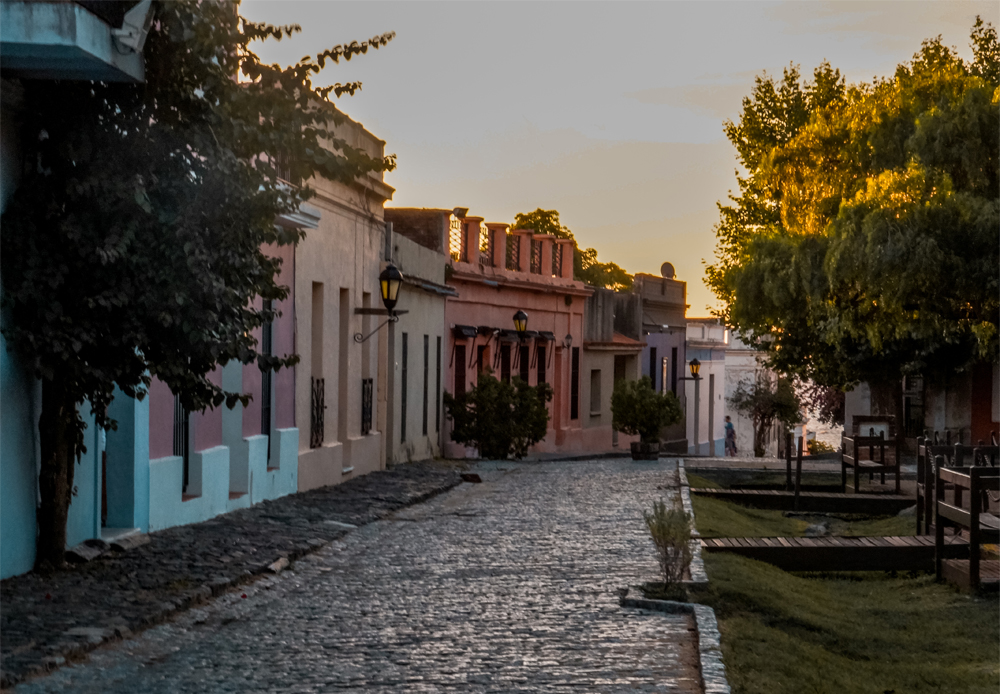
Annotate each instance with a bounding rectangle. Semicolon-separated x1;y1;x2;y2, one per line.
842;432;901;494
935;466;1000;591
917;439;1000;535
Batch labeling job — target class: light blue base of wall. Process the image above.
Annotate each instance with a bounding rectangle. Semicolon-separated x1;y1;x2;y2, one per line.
150;429;299;533
65;405;102;548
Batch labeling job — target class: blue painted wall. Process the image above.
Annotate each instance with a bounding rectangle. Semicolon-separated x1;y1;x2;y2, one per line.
105;388;150;531
64;407;101;548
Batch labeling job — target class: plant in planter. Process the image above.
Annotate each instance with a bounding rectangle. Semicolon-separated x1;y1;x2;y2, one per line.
611;376;682;460
640;497;693;601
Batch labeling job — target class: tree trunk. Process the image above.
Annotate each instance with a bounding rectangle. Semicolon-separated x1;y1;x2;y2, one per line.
35;377;78;572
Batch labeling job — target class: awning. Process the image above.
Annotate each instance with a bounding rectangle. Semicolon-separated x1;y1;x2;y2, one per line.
452;325;478;339
538;331;556;342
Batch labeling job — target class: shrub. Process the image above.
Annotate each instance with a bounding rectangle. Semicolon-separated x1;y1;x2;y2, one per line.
643;498;693;589
807;439;836;455
611;376;683;443
443;370;552;460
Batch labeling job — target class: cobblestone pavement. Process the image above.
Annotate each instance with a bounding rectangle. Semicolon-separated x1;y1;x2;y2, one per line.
1;463;462;687
14;459;702;693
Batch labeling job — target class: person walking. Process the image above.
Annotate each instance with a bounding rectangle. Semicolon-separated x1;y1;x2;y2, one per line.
724;416;737;457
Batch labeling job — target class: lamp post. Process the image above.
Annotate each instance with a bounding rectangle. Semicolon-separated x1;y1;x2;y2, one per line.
679;358;702;455
354;264;405;343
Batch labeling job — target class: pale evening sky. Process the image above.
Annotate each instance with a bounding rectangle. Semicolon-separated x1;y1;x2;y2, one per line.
242;0;994;314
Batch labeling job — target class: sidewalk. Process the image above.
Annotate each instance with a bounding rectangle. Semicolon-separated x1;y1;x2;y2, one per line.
0;462;462;689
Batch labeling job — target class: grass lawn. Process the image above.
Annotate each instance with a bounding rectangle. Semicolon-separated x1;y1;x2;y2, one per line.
700;553;1000;694
692;494;915;538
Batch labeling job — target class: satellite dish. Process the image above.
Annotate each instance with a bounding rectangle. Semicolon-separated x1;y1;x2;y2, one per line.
660;262;675;279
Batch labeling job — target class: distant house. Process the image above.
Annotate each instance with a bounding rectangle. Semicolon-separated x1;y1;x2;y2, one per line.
685;318;727;456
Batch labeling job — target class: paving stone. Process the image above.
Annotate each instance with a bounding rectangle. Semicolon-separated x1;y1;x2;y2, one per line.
12;459;702;693
0;462;461;687
108;534;150;552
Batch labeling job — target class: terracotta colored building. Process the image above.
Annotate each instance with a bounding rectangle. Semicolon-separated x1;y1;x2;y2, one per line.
387;207;634;458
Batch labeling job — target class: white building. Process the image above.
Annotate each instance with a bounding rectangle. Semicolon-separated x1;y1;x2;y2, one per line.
685;318;726;455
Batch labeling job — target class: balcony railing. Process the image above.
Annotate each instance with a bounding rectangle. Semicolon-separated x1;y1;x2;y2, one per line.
530;239;542;274
310;377;325;448
449;217;465;262
506;234;520;271
552;243;562;277
361;377;373;435
479;224;492;267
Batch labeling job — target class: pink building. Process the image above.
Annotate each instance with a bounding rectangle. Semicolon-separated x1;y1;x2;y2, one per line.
388;207;638;457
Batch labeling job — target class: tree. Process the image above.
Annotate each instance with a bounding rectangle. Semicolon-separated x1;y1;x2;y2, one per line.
798;382;845;427
513;208;632;290
443;372;552;460
0;0;395;570
705;19;999;396
728;375;802;457
611;376;683;442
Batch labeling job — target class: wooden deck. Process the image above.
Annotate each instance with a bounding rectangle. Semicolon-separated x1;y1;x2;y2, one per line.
691;488;915;514
941;559;1000;592
700;534;969;571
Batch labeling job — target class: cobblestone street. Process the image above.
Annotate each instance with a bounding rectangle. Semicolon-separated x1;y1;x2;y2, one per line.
15;459;702;693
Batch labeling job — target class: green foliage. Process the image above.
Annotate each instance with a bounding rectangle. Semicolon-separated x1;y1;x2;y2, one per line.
806;439;836;455
0;0;395;567
642;498;693;588
706;19;1000;389
700;553;999;694
611;376;683;442
798;382;845;427
512;208;632;290
728;375;801;457
443;372;552;460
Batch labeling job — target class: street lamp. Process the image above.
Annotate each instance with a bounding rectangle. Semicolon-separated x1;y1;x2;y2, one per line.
679;358;704;455
379;264;403;315
513;310;528;336
354;264;405;343
563;334;573;349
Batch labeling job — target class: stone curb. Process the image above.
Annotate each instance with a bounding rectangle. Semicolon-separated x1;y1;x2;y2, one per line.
676;460;709;588
0;475;463;691
620;595;730;694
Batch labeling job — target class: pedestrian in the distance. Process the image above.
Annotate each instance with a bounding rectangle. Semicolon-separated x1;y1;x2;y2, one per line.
724;416;737;456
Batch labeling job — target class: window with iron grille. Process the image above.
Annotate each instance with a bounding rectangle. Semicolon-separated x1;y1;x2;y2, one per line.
478;224;492;267
435;336;442;432
261;300;273;460
173;395;190;493
530;240;542;274
361;378;373;435
506;234;520;271
571;347;580;419
401;333;408;443
310;377;325;448
449;217;465;262
422;335;429;436
455;344;466;396
537;345;547;384
552;243;562;276
500;344;511;383
519;345;530;382
272;150;299;185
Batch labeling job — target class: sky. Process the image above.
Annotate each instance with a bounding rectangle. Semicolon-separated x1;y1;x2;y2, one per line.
242;0;995;314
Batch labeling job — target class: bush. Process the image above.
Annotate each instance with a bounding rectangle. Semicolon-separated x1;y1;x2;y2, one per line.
643;498;693;589
443;370;552;460
611;376;683;443
807;439;836;455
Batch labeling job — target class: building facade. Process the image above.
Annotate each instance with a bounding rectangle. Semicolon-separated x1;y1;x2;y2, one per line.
685;318;727;456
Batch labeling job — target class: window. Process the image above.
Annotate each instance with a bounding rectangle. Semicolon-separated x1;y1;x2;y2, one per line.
519;345;530;383
436;336;442;432
648;347;657;391
455;344;466;396
401;332;408;443
477;344;488;375
590;370;601;415
500;344;511;383
570;347;580;419
261;299;273;459
670;346;678;394
422;335;429;436
536;345;546;384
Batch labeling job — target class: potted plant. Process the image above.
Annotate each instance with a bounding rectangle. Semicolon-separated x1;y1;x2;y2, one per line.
611;376;683;460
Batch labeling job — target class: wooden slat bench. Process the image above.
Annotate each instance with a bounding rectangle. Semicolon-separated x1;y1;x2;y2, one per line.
842;432;901;494
935;466;1000;591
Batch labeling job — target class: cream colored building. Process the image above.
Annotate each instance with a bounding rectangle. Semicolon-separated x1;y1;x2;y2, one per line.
294;113;394;491
685;318;727;455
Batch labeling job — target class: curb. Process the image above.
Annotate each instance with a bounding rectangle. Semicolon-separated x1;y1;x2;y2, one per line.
677;460;709;588
620;594;730;694
0;477;463;691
